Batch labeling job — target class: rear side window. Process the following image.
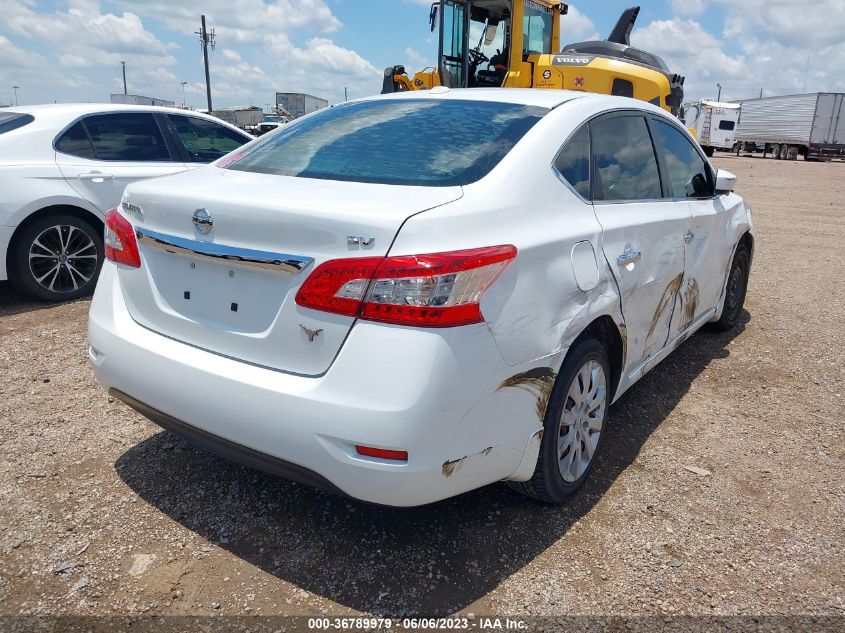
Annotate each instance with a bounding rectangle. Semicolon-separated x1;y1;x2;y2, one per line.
167;114;248;162
718;119;735;131
0;112;34;134
55;121;96;159
651;120;713;198
223;99;548;186
83;113;171;161
590;115;662;201
554;125;590;198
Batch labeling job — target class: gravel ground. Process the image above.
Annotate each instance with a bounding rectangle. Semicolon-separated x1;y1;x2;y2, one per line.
0;154;843;623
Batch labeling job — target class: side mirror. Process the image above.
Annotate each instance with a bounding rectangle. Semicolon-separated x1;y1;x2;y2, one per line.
714;168;736;194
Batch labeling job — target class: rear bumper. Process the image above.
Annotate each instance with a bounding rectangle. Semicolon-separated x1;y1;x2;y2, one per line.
88;262;545;506
110;388;345;495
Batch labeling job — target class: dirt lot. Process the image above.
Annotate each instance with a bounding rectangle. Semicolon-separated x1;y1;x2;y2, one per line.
0;155;843;623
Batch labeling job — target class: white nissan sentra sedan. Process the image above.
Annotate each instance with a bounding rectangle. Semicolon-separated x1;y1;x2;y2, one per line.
88;89;753;507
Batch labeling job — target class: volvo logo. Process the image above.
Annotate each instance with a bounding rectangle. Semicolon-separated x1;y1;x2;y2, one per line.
192;208;213;235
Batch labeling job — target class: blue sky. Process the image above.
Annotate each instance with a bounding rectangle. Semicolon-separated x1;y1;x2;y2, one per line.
1;0;842;109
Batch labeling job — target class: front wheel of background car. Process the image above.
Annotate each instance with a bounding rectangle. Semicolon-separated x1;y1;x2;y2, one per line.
9;214;104;302
703;146;715;157
511;337;610;504
713;241;750;332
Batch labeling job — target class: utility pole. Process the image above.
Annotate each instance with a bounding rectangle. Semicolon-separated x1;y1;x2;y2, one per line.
181;81;187;107
344;87;348;102
13;85;19;106
802;57;810;93
121;61;127;95
716;83;722;101
196;15;216;113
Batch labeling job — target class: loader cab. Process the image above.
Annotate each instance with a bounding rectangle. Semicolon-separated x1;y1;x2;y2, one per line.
436;0;561;88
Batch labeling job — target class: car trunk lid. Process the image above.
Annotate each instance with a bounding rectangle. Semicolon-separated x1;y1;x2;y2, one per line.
117;166;462;375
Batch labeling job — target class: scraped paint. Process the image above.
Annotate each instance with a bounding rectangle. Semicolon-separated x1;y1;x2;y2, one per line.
497;367;557;421
682;278;700;331
644;272;685;350
441;446;495;478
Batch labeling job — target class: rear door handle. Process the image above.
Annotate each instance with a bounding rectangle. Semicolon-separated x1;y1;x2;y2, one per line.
79;172;114;181
617;249;642;267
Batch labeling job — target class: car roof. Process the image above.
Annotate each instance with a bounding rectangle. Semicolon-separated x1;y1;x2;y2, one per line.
357;87;589;109
3;103;248;134
355;88;673;116
12;103;204;117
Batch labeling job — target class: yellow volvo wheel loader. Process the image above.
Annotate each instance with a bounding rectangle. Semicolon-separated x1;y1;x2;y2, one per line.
382;2;685;116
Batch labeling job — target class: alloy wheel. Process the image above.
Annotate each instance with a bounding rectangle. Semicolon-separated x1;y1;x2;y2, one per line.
28;224;98;294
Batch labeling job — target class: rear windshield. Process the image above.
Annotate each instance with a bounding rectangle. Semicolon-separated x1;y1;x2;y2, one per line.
0;112;35;134
223;99;548;186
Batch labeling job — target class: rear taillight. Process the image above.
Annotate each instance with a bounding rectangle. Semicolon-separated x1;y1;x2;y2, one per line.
104;208;141;268
295;245;516;327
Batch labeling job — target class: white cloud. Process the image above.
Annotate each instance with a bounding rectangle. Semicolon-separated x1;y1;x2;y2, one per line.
633;9;845;103
716;0;845;48
562;4;599;43
403;46;431;71
2;0;174;59
669;0;706;16
114;0;342;42
0;34;44;69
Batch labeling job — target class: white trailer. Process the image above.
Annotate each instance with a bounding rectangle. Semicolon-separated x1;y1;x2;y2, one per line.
275;93;328;119
682;100;741;157
210;106;264;130
734;92;845;161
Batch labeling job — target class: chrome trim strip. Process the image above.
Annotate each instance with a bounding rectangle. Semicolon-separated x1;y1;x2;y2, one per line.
135;227;313;274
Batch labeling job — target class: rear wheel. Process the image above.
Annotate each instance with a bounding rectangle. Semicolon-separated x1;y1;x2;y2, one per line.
713;241;750;332
771;143;780;159
779;144;790;160
511;337;609;504
9;214;103;302
703;145;715;157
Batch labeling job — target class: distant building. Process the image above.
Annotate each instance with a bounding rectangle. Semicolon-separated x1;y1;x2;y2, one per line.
110;93;175;107
275;92;328;119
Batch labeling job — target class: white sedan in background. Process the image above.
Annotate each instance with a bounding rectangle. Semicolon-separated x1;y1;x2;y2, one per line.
0;104;251;301
89;89;753;506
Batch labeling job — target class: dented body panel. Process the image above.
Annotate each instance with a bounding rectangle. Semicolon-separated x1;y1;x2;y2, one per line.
89;90;753;505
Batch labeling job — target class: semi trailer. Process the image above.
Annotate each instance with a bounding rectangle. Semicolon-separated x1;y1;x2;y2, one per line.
734;92;845;160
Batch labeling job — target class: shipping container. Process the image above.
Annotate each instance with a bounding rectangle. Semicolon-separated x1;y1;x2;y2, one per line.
734;92;845;160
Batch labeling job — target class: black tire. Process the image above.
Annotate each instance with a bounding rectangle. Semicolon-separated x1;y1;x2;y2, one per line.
771;144;780;159
779;144;790;160
703;145;715;157
713;241;750;332
9;214;104;302
511;337;610;504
